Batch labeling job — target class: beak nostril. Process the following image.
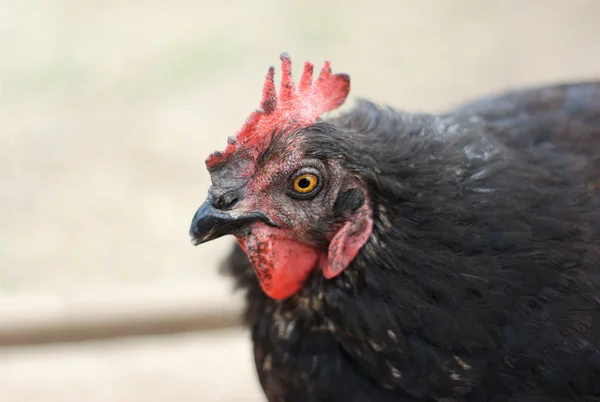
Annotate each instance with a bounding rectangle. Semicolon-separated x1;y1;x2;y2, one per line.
223;196;239;210
214;192;240;211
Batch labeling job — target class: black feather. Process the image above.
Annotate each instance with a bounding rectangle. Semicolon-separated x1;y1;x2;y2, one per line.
222;82;600;402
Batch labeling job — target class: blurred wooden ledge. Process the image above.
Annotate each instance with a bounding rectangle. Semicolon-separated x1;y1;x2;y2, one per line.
0;280;245;347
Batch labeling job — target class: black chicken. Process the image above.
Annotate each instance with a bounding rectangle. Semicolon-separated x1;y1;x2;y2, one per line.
189;53;600;401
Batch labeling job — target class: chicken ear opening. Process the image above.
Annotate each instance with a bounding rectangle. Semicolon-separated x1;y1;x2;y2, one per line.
321;203;373;279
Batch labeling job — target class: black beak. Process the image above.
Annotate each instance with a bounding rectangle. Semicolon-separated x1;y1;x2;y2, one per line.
189;197;276;246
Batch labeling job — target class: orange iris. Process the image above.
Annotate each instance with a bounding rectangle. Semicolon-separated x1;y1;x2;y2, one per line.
293;174;318;193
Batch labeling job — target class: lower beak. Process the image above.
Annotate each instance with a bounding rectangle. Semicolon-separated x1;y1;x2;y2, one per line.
189;197;275;245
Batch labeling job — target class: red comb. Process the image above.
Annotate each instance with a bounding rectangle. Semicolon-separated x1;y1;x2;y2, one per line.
205;53;350;170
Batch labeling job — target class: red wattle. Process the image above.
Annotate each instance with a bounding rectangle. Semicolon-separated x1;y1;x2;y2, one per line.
241;223;320;300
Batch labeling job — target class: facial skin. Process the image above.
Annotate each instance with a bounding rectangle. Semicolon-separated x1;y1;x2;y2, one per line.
190;130;373;300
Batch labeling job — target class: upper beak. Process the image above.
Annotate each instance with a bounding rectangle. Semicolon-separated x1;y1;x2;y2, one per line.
189;196;276;246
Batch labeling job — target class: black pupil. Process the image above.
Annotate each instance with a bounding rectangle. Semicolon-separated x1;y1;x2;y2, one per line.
297;177;311;189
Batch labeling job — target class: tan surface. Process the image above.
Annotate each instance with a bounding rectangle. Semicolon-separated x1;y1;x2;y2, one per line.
1;0;600;401
0;328;264;402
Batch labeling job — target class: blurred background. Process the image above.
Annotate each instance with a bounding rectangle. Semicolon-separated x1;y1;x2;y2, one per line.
1;0;599;401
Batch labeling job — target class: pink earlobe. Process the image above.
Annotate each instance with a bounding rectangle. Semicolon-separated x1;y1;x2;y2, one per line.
321;204;374;279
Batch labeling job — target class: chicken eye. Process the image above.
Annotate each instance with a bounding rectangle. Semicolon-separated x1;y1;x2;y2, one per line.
293;174;318;193
288;168;322;199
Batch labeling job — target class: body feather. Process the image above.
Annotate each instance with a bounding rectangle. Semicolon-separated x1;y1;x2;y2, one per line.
221;82;600;401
